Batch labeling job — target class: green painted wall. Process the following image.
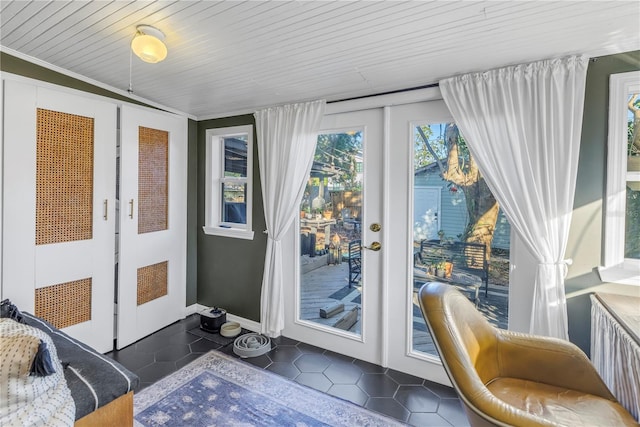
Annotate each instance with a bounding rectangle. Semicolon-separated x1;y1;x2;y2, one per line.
1;52;199;306
565;51;640;354
186;119;199;305
196;116;267;321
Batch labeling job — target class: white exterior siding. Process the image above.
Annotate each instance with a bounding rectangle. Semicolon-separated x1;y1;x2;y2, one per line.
415;169;510;250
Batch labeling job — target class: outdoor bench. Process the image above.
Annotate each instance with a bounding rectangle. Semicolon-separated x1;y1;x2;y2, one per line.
416;239;489;299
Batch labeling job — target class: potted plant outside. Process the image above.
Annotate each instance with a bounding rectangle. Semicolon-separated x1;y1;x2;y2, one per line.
322;203;333;220
444;261;454;278
433;261;446;278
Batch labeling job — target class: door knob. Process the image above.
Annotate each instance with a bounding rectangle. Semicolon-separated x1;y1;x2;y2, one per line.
364;241;381;251
369;223;381;232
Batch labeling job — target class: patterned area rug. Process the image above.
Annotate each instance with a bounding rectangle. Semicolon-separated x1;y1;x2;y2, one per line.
134;350;404;426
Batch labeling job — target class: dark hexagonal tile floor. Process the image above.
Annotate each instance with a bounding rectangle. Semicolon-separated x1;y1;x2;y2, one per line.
106;314;470;426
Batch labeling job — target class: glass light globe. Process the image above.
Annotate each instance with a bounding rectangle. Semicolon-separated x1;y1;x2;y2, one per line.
131;33;167;63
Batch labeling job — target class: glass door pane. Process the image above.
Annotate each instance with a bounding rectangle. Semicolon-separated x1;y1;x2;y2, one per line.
412;122;511;357
299;130;363;336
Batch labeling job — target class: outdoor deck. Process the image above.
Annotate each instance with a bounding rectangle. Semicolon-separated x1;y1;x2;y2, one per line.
411;282;509;356
300;254;508;356
300;256;362;334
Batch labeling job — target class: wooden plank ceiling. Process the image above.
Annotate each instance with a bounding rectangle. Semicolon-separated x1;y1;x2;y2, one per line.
1;1;639;119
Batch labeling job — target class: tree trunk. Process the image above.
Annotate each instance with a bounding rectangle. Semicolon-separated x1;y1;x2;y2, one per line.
464;193;499;260
426;123;500;261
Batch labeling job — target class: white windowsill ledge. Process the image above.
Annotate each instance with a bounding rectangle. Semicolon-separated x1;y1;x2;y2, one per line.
597;264;640;286
203;226;255;241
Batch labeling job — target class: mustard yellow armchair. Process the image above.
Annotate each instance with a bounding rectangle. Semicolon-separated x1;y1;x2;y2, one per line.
418;282;638;427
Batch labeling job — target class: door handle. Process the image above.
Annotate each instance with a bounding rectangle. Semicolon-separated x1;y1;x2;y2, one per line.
103;199;108;220
364;241;381;251
128;199;134;219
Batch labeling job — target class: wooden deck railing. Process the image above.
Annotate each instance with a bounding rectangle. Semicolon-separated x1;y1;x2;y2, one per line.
415;239;489;297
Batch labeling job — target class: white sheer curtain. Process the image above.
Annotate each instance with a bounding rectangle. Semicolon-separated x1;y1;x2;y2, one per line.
440;56;588;339
255;100;325;337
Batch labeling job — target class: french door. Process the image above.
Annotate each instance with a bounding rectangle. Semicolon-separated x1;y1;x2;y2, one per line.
285;108;384;363
386;101;457;384
283;101;459;385
116;105;187;349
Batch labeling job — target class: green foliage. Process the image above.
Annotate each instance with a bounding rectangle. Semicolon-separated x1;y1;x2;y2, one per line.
414;124;446;168
414;123;471;171
625;186;640;259
451;125;471;166
629;117;639;156
315;131;362;190
626;96;640;257
629;94;639;156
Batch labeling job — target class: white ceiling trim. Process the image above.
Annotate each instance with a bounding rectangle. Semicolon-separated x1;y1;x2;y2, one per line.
0;46;194;120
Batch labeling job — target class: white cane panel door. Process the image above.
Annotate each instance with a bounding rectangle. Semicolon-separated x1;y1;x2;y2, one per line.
2;80;117;353
117;104;187;349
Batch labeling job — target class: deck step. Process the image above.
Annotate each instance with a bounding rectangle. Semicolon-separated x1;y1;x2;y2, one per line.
332;306;358;330
320;302;345;318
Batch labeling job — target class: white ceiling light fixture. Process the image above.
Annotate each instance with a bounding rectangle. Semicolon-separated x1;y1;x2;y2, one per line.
131;25;167;63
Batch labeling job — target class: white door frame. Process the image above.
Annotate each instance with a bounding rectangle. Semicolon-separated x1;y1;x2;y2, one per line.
283;108;385;365
282;101;452;385
385;101;457;385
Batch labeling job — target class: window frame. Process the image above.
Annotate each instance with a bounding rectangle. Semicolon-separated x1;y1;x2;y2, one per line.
203;125;254;240
599;71;640;285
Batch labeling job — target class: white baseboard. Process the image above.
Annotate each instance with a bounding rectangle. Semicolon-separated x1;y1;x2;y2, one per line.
185;303;261;333
185;303;207;316
226;313;261;333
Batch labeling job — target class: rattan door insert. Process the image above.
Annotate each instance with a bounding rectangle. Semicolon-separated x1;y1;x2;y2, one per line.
138;126;168;234
36;108;94;245
35;278;92;329
137;261;168;306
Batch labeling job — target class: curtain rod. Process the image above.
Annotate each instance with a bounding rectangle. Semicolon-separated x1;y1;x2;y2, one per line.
327;56;600;104
328;82;440;104
329;55;600;105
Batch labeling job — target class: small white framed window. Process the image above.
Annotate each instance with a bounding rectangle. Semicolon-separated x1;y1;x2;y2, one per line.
203;125;254;240
599;71;640;285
